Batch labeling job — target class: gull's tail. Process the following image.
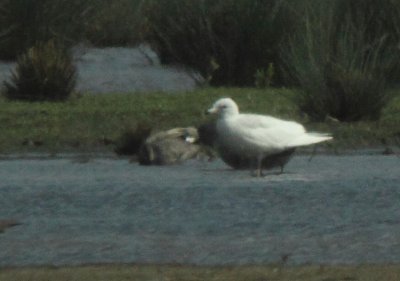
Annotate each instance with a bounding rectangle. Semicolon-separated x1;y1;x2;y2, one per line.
287;132;333;147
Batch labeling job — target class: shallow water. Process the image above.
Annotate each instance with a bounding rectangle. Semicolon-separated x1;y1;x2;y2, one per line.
0;45;200;94
0;155;399;266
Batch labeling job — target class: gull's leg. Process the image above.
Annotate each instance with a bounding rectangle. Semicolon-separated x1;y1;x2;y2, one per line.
308;145;317;162
255;154;263;177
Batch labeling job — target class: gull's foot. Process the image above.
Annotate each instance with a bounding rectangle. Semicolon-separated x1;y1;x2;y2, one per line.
252;169;266;177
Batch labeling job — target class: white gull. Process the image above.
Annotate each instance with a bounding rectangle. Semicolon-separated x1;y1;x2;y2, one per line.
207;97;333;176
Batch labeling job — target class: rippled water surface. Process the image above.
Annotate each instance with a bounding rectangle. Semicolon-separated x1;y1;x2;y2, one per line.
0;155;399;266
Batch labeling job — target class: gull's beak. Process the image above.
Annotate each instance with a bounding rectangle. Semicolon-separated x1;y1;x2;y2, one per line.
206;107;217;115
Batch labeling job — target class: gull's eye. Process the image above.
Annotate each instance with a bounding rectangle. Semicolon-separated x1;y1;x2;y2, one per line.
220;105;227;109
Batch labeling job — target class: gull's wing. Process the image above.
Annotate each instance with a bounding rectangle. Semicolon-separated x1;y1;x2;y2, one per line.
221;114;331;151
235;114;305;132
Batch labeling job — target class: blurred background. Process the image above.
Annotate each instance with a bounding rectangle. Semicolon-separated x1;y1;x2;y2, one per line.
1;0;399;120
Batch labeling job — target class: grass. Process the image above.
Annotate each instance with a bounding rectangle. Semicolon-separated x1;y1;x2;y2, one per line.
0;87;399;154
140;0;294;86
1;264;400;281
283;0;395;122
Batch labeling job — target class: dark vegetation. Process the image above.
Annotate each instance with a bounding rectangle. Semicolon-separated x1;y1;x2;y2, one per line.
114;124;151;156
0;0;90;60
140;0;295;86
4;41;76;101
0;0;399;121
283;0;400;121
84;0;143;47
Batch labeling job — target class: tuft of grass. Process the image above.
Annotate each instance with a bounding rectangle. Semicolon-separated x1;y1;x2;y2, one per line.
3;40;77;102
114;123;152;156
282;0;399;122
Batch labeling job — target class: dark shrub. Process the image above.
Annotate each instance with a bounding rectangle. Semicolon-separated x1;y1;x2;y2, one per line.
335;0;400;84
114;124;152;156
84;0;143;47
4;41;77;101
283;0;399;122
0;0;91;60
140;0;294;86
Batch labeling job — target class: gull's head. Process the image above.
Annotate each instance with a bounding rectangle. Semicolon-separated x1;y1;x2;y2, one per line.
207;98;239;118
